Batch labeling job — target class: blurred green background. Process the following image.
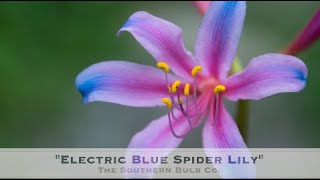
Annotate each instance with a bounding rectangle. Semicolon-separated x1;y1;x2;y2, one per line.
0;1;319;147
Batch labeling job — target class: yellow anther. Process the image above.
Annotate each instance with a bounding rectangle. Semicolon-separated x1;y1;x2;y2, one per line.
184;83;190;96
191;65;203;77
171;80;181;93
214;85;226;94
162;98;172;109
168;86;172;93
157;62;169;72
178;97;183;104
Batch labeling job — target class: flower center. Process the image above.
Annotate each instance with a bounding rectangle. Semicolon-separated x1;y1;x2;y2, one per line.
156;62;226;138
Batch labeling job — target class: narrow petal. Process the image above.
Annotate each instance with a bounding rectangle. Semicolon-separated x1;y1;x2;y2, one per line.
75;61;178;107
202;98;255;178
224;53;308;101
282;8;320;55
202;98;246;149
118;11;197;80
126;100;206;178
124;112;185;178
193;1;211;16
195;1;246;79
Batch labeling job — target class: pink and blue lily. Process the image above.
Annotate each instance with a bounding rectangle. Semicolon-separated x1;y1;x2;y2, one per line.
75;1;307;178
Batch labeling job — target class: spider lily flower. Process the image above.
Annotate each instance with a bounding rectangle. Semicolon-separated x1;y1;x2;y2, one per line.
75;1;308;178
282;8;320;55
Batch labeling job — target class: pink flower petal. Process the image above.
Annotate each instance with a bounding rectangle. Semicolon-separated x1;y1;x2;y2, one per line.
124;110;186;178
224;53;308;101
202;98;246;149
195;1;246;79
118;11;197;80
193;1;211;16
75;61;179;107
202;98;255;178
128;111;185;149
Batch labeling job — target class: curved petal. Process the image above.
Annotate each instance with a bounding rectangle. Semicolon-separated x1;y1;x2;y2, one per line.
193;1;211;16
75;61;179;107
125;109;192;178
128;111;185;149
118;11;197;80
124;112;185;178
224;53;308;101
202;98;246;149
195;1;246;79
202;98;255;178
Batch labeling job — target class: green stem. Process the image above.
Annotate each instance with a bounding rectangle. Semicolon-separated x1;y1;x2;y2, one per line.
231;57;249;144
236;100;249;144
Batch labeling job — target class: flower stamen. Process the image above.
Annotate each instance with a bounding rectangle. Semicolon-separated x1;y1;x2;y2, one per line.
167;111;187;138
191;66;202;111
162;96;180;121
162;97;188;138
214;84;226;94
157;62;169;72
175;85;200;129
212;85;225;127
159;65;206;136
212;93;219;127
162;97;172;109
171;83;184;110
157;62;171;92
191;65;203;77
184;83;190;96
171;80;181;93
184;83;190;112
169;80;184;111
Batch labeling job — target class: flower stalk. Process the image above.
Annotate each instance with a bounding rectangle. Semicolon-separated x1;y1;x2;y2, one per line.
236;100;250;143
281;8;320;55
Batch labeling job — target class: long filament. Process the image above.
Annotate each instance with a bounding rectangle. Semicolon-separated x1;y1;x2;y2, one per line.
192;77;200;112
177;92;194;128
193;77;197;99
168;110;187;138
212;93;219;127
